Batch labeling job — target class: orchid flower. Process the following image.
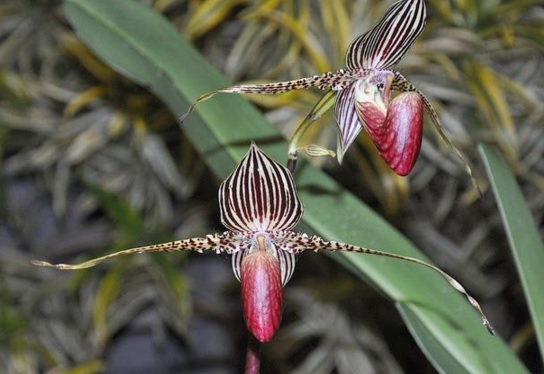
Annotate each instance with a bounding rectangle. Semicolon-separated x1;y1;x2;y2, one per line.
33;142;493;344
180;0;476;184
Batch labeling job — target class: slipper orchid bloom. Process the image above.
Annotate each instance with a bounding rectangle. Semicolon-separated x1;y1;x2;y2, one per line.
180;0;457;177
32;143;493;342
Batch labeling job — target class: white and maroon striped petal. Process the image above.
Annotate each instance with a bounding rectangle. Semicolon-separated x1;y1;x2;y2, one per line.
277;249;297;286
31;232;242;270
334;84;363;163
346;0;426;70
231;243;297;287
219;143;303;233
231;250;244;283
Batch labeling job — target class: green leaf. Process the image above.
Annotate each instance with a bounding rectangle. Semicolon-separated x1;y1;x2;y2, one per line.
480;143;544;359
399;306;475;374
63;0;528;372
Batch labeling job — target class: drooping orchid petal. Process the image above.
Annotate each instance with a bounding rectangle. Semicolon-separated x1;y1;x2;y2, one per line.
392;71;480;192
30;232;244;269
273;232;495;335
178;69;357;124
334;83;362;164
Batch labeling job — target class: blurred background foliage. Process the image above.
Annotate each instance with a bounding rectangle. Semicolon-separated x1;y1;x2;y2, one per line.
1;0;543;373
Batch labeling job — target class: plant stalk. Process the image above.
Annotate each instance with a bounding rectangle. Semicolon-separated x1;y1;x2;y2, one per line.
245;335;261;374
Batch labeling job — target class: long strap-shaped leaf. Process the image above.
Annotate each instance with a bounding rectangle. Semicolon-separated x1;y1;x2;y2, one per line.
480;144;544;358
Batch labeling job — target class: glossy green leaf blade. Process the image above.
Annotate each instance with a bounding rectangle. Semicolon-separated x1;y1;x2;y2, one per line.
479;143;544;358
63;0;527;372
398;305;475;374
296;169;523;374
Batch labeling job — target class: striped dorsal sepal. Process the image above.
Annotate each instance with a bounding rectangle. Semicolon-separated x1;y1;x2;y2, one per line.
346;0;426;70
219;142;303;233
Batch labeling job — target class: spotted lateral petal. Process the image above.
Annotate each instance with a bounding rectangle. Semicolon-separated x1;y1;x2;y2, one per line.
219;142;303;233
30;232;243;269
232;244;297;287
179;70;357;123
280;232;495;335
346;0;426;70
334;83;364;164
